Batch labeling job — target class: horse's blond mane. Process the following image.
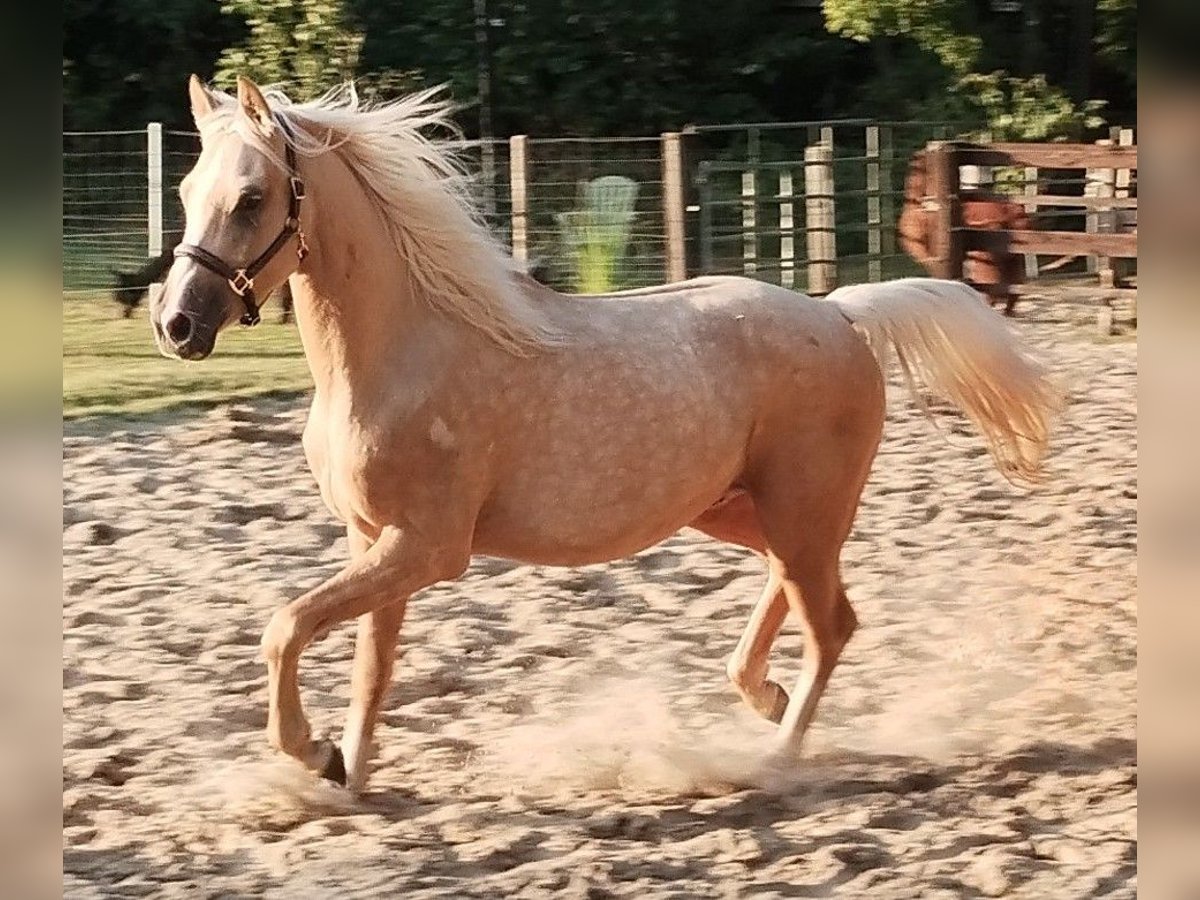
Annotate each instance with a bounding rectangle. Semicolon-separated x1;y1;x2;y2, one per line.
199;84;563;355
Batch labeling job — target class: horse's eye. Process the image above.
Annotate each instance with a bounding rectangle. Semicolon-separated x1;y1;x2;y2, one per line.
235;192;264;214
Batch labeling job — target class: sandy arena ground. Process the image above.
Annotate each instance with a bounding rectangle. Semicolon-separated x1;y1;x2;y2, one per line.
63;304;1136;898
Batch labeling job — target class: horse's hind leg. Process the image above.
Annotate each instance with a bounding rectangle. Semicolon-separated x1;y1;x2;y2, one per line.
771;561;857;755
750;455;871;757
690;492;790;723
727;571;791;722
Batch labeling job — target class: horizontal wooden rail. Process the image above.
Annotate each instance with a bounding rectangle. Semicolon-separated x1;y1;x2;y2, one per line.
1022;194;1139;211
960;143;1138;170
1010;283;1137;300
964;228;1138;258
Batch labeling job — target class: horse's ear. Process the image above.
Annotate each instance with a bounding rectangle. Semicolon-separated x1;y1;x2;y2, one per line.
236;75;275;135
188;75;217;125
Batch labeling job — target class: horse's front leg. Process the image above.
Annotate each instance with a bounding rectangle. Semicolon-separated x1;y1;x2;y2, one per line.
337;528;407;793
260;525;466;782
340;598;406;792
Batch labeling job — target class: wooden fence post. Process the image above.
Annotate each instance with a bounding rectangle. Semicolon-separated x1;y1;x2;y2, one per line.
1086;137;1115;277
1113;127;1134;287
804;140;837;295
697;162;714;274
1092;137;1116;286
879;125;896;260
866;126;882;282
661;132;687;282
147;122;163;258
742;170;757;275
509;135;528;264
1023;165;1039;279
779;170;795;288
927;141;963;280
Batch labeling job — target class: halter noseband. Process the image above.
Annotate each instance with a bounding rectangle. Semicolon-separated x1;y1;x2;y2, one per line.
173;142;309;326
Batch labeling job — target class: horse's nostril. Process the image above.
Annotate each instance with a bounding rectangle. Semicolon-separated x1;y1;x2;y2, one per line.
165;313;194;345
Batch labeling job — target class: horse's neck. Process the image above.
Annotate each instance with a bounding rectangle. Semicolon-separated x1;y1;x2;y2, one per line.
287;157;488;404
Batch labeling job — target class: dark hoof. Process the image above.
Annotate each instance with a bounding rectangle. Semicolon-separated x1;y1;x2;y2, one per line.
319;744;346;786
766;681;790;725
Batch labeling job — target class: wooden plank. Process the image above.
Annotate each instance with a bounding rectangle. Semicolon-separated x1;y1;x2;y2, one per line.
961;143;1137;170
509;135;528;263
660;132;687;282
1020;194;1138;210
964;228;1137;257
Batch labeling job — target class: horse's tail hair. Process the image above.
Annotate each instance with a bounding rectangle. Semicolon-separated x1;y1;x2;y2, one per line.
830;277;1062;485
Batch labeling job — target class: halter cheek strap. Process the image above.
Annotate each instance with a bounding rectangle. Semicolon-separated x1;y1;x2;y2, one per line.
173;142;309;326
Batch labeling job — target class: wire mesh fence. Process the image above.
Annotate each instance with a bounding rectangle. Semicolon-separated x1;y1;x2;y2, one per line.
522;137;668;292
684;120;958;291
63;130;154;294
61;119;1136;305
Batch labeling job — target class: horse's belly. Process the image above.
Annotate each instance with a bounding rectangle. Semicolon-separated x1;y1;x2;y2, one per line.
472;496;723;567
471;431;746;566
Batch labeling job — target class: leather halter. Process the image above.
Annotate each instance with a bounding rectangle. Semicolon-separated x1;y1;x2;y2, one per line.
173;142;309;326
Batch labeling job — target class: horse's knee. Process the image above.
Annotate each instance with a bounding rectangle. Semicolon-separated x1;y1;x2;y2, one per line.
261;605;310;666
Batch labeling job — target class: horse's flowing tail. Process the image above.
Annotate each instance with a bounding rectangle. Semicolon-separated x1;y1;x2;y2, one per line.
830;277;1062;484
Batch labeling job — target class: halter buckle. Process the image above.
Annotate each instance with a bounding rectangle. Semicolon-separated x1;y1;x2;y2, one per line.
228;270;254;296
290;177;306;201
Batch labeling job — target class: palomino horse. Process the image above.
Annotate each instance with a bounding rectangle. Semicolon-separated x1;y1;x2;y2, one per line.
152;76;1060;793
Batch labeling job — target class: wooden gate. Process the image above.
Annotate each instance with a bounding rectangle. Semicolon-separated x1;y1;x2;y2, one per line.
925;140;1138;302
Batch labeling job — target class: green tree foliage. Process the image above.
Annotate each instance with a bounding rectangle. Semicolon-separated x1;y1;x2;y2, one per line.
823;0;981;76
63;0;1134;134
63;0;244;129
953;71;1106;141
351;0;867;135
214;0;364;99
1095;0;1136;84
825;0;1113;140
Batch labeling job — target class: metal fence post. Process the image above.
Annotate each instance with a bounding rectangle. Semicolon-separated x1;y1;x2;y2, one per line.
147;122;163;258
509;135;528;264
661;132;687;282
